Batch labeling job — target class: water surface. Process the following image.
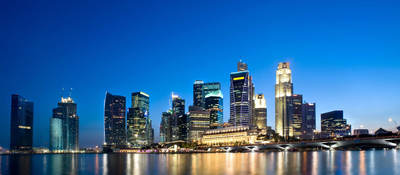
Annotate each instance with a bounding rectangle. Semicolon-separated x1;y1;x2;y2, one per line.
1;150;399;175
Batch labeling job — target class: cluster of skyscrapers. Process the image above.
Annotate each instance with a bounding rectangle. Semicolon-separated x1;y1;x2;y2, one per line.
160;81;224;143
8;60;355;152
104;92;154;148
274;62;352;140
160;61;268;143
274;63;317;139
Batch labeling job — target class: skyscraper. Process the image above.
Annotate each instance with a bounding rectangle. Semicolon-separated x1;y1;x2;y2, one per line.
192;81;221;109
188;106;210;142
50;117;62;151
253;93;267;129
127;92;153;147
302;103;316;139
229;61;253;126
172;93;187;141
193;80;204;108
10;94;33;152
50;96;79;151
275;62;293;139
160;110;172;143
291;94;303;138
204;90;223;128
321;110;351;138
104;92;126;147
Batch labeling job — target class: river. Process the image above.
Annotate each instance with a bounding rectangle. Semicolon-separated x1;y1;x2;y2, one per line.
1;150;399;175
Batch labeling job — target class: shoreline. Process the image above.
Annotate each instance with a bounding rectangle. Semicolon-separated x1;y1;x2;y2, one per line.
2;147;398;155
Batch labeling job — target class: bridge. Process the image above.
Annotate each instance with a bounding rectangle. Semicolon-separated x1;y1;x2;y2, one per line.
205;136;400;152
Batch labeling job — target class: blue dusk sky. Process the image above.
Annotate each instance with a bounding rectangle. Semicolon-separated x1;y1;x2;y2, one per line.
1;0;399;148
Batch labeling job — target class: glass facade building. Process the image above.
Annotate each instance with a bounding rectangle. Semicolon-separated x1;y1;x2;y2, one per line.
50;117;63;150
302;103;316;139
160;110;172;143
172;94;187;141
275;62;293;139
193;80;204;108
321;110;351;138
229;61;253;127
10;94;33;151
50;96;79;151
104;92;126;147
291;94;303;138
204;90;223;129
127;92;153;147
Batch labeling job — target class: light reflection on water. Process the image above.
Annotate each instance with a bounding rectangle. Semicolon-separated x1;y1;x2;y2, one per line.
1;150;400;175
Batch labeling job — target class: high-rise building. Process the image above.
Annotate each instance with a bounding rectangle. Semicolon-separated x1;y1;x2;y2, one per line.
10;94;33;152
204;90;223;129
172;93;187;141
229;61;253;126
188;106;210;142
193;81;221;109
291;94;303;138
253;93;267;129
50;96;79;151
275;62;293;139
160;110;172;143
50;117;62;151
104;92;126;147
193;80;204;108
301;103;316;139
127;92;153;147
321;110;351;138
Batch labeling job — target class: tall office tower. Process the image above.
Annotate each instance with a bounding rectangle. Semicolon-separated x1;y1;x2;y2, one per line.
275;62;293;139
193;80;204;107
229;61;253;126
127;92;153;147
188;106;210;142
291;94;303;138
104;92;126;147
204;90;223;129
160;110;172;142
50;96;79;151
321;110;351;138
253;93;267;129
50;117;62;151
10;94;33;152
193;81;221;109
302;103;316;139
172;93;187;141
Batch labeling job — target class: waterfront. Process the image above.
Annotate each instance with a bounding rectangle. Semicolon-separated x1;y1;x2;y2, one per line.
1;150;399;175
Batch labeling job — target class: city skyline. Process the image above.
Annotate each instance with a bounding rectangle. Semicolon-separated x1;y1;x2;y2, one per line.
2;0;400;148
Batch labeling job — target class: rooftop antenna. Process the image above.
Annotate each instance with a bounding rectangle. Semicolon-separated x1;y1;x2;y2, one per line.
69;88;73;98
169;92;173;109
61;88;65;98
239;56;246;62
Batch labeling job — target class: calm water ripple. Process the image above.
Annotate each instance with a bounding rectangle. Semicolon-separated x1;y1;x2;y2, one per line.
1;150;399;175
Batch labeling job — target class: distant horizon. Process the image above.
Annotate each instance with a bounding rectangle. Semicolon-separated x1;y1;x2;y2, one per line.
1;0;399;148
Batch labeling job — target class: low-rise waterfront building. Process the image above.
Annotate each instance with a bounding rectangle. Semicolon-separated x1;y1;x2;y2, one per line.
353;129;369;136
321;110;351;138
201;126;258;146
